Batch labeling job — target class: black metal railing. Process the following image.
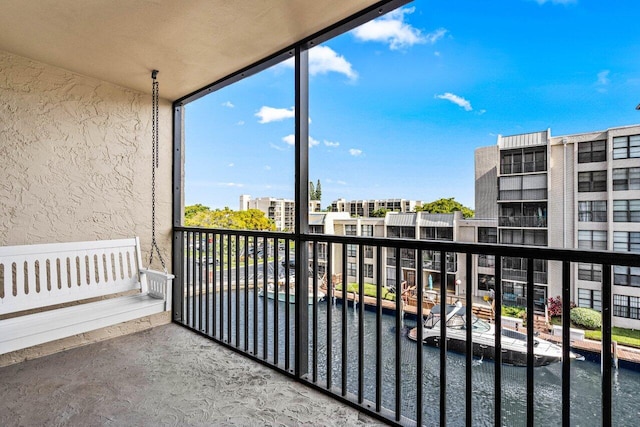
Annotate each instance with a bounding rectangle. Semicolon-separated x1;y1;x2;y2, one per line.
172;226;640;427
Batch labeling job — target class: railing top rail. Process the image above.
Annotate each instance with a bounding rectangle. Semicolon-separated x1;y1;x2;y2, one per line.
176;226;640;267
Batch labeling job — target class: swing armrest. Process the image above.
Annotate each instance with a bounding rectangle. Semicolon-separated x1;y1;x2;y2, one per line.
140;268;175;311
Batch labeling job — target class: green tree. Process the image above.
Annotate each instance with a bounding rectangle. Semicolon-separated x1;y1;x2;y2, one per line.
184;205;276;231
416;198;474;218
185;203;210;219
315;179;322;201
309;181;316;200
370;208;389;218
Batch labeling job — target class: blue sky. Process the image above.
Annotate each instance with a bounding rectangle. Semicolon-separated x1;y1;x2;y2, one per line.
185;0;640;211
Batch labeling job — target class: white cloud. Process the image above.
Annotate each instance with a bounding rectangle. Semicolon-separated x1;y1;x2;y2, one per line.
236;120;245;126
324;140;340;147
533;0;577;5
270;143;286;151
435;92;473;111
264;165;272;171
597;70;610;85
349;148;363;156
255;106;295;123
337;180;347;185
352;7;446;50
283;134;320;147
219;182;244;188
221;101;234;108
282;46;357;80
228;163;234;167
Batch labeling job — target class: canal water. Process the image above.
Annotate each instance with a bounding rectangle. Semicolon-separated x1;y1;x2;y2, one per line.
190;290;640;426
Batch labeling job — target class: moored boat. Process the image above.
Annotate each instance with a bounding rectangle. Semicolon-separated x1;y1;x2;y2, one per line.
408;302;578;367
259;278;325;305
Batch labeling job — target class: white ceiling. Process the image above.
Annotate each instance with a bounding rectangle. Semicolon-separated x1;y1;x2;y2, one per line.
0;0;383;101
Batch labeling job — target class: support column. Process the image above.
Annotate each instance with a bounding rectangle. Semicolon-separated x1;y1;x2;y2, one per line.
294;46;310;377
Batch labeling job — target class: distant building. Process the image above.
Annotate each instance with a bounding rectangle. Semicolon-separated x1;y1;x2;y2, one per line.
239;195;322;231
330;198;422;217
475;124;640;328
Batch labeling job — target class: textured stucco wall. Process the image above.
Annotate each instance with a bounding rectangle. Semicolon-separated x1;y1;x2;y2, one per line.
0;50;172;271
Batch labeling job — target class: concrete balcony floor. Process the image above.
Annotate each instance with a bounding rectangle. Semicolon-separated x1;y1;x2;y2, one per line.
0;324;383;426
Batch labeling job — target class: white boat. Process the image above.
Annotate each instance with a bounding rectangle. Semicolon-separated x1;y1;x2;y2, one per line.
408;302;578;367
259;278;325;305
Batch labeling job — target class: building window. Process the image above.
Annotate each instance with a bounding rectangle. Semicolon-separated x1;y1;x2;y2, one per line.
612;135;640;159
578;171;607;192
347;262;357;277
364;263;374;279
364;245;374;259
388;226;415;238
498;174;547;201
478;274;495;291
478;227;498;243
578;288;602;311
613;231;640;252
578;263;602;282
578;201;607;222
345;225;357;236
500;147;546;174
478;254;495;268
386;267;396;288
361;224;374;236
612;167;640;191
613;200;640;222
578;230;607;250
347;244;357;258
309;225;324;234
578;140;606;163
500;229;547;246
421;227;453;241
614;266;640;287
613;294;640;319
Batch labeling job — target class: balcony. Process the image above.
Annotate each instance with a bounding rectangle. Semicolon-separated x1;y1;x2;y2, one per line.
170;226;640;426
499;215;547;228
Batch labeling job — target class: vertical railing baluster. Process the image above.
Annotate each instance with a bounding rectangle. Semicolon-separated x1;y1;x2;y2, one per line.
375;245;383;413
274;239;280;367
205;232;210;335
416;249;424;426
186;232;191;327
227;234;232;343
395;248;402;422
357;243;365;404
326;242;333;391
602;263;612;426
465;252;473;427
212;233;218;337
561;260;571;427
236;234;240;347
197;231;202;331
262;236;268;360
286;239;291;371
253;236;258;355
341;243;348;397
439;249;446;427
219;233;224;340
244;235;249;352
312;240;318;383
494;255;502;426
526;257;535;427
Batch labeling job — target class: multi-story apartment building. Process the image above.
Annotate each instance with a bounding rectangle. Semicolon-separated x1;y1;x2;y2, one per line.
239;195;321;231
330;198;422;217
476;124;640;328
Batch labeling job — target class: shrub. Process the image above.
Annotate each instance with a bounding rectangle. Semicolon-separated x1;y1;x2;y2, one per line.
502;306;525;318
547;296;576;317
570;307;602;330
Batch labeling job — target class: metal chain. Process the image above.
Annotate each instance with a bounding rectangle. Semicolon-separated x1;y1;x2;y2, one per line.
149;70;166;272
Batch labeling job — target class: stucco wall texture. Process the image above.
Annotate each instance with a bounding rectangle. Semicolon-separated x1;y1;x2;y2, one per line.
0;50;172;272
